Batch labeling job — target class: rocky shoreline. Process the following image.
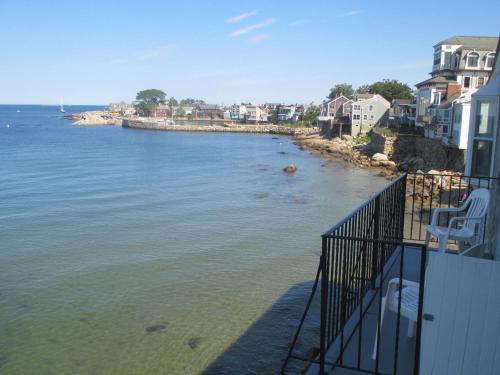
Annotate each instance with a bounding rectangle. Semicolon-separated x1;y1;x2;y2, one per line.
65;111;121;126
294;133;401;179
293;133;462;181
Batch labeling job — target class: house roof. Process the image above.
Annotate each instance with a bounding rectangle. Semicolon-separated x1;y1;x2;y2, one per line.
325;95;349;104
439;93;461;108
356;93;375;100
415;75;458;88
434;36;499;50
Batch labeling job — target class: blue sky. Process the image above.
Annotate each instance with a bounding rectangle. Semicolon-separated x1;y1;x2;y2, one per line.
0;0;499;105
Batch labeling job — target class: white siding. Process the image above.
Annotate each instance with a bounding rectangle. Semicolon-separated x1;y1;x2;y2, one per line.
420;253;500;375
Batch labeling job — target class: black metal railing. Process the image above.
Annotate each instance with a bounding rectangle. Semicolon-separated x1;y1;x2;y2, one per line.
282;172;496;375
282;174;408;374
317;240;427;375
404;173;497;242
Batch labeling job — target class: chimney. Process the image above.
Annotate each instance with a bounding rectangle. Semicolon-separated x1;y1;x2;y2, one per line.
447;83;462;98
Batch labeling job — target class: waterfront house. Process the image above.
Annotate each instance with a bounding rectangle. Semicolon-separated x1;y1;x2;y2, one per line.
109;101;135;115
389;99;416;128
277;105;297;122
415;36;498;145
230;104;247;121
193;104;224;119
245;105;268;123
317;96;352;136
464;46;500;259
154;104;171;118
349;94;390;136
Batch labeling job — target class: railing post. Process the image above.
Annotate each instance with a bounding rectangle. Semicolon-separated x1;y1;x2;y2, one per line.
400;174;407;242
371;195;381;289
320;237;328;375
414;244;427;375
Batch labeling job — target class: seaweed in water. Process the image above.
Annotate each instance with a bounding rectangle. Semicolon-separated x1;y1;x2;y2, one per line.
253;192;270;199
188;337;202;349
145;324;167;334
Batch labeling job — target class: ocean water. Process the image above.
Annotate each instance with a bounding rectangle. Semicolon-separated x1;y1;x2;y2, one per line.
0;105;387;374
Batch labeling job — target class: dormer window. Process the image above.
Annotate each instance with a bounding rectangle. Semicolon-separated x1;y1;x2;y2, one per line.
486;53;495;69
466;52;479;68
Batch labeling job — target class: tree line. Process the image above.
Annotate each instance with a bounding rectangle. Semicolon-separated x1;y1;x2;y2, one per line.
328;79;414;102
134;89;206;117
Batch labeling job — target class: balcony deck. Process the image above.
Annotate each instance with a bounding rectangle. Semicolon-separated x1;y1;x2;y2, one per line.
306;246;423;375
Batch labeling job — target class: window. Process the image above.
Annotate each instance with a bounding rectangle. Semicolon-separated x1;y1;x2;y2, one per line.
466;52;479;68
434;49;441;65
363;114;368;120
470;99;497;177
433;92;441;105
478;77;485;86
442;125;449;134
471;141;493;177
369;105;373;111
463;76;471;88
475;101;494;136
353;105;360;110
370;115;374;120
486;53;495;68
444;52;452;68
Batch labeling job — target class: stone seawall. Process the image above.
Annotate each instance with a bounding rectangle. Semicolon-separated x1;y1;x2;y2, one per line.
122;119;319;136
368;130;464;172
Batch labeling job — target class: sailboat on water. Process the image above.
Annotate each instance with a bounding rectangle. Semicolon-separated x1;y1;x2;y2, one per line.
60;97;66;113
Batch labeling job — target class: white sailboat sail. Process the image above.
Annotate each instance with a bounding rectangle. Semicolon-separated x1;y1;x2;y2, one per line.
60;97;66;113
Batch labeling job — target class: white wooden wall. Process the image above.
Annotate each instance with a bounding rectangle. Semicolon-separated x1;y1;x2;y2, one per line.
420;253;500;375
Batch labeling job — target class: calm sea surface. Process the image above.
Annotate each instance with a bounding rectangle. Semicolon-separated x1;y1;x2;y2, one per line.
0;105;387;374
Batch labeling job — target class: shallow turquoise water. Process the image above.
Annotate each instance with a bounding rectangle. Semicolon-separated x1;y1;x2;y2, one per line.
0;105;387;374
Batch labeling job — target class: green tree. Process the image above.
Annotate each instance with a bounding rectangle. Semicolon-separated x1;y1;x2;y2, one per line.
168;97;178;108
134;89;167;116
356;84;371;94
328;83;354;99
180;98;205;106
174;107;186;118
302;104;319;126
369;79;413;102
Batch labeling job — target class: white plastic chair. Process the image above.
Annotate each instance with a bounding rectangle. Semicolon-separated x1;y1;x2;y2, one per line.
425;188;490;253
372;278;419;360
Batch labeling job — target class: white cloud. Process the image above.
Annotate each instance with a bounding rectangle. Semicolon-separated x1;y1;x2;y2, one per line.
249;34;270;44
226;10;258;23
109;44;176;65
230;18;276;37
339;10;363;18
289;19;308;27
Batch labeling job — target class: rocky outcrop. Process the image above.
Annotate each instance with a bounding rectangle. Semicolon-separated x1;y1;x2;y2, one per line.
71;111;121;126
372;153;388;162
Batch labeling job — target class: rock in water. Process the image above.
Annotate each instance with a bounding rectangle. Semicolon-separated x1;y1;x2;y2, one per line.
146;324;167;333
188;337;202;349
283;164;297;173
